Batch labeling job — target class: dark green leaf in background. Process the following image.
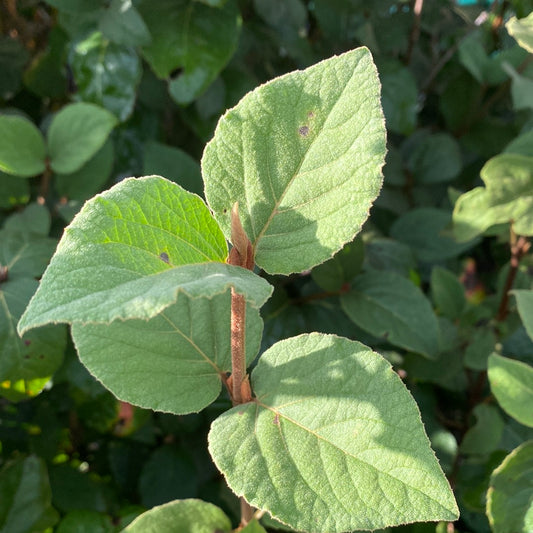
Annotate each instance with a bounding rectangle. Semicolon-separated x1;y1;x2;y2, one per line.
143;141;203;196
0;37;29;100
47;102;117;174
139;0;241;105
486;440;533;533
99;0;151;47
341;270;440;358
56;510;113;533
513;289;533;341
431;266;466;321
69;32;142;122
54;139;114;202
0;115;46;178
0;172;29;208
392;207;479;263
488;353;533;428
0;456;59;533
460;404;505;455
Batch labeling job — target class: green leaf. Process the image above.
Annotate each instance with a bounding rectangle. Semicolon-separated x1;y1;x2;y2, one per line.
513;289;533;341
122;499;232;533
488;353;533;428
0;230;56;279
54;139;114;201
506;12;533;53
139;0;241;105
4;202;51;236
71;292;264;414
405;132;462;185
0;278;66;398
45;0;104;13
47;102;118;174
430;266;466;320
391;207;478;263
69;31;142;122
143;141;203;197
453;154;533;242
0;456;59;533
139;445;197;506
0;115;46;177
464;327;497;371
18;177;247;334
311;237;364;292
0;37;29;100
460;404;505;455
208;334;459;532
379;59;418;135
99;0;151;47
0;172;29;208
56;511;113;533
203;47;386;275
486;440;533;533
341;270;440;358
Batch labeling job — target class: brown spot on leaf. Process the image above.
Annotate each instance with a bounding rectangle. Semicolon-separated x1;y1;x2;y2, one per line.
307;111;315;118
24;340;31;346
159;252;170;263
39;354;45;359
273;414;279;425
299;125;310;137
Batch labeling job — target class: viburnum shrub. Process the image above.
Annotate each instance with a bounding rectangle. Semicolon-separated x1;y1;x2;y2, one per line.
18;48;460;532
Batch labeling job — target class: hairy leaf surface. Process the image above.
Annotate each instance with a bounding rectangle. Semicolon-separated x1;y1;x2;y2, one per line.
209;334;459;532
203;47;386;274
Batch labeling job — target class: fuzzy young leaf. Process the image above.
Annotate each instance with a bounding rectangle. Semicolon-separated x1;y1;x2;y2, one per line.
208;334;459;532
341;270;440;358
0;115;46;177
47;102;117;174
486;440;533;533
488;353;533;428
18;177;241;334
123;499;231;533
453;154;533;242
203;47;386;275
506;12;533;53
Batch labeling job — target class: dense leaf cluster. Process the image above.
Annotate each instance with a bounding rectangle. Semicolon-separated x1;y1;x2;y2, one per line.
1;1;533;532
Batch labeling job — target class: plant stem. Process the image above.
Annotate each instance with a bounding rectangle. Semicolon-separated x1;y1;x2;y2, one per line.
405;0;424;65
497;230;531;322
227;203;256;528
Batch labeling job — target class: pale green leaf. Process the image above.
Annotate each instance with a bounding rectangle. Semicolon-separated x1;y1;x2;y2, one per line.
203;47;386;275
341;270;440;358
487;440;533;533
506;13;533;53
513;289;533;341
18;177;241;334
241;519;268;533
122;499;231;533
488;353;533;428
72;291;263;414
0;115;46;177
453;154;533;242
0;456;59;533
139;0;241;105
208;334;458;532
47;102;118;174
